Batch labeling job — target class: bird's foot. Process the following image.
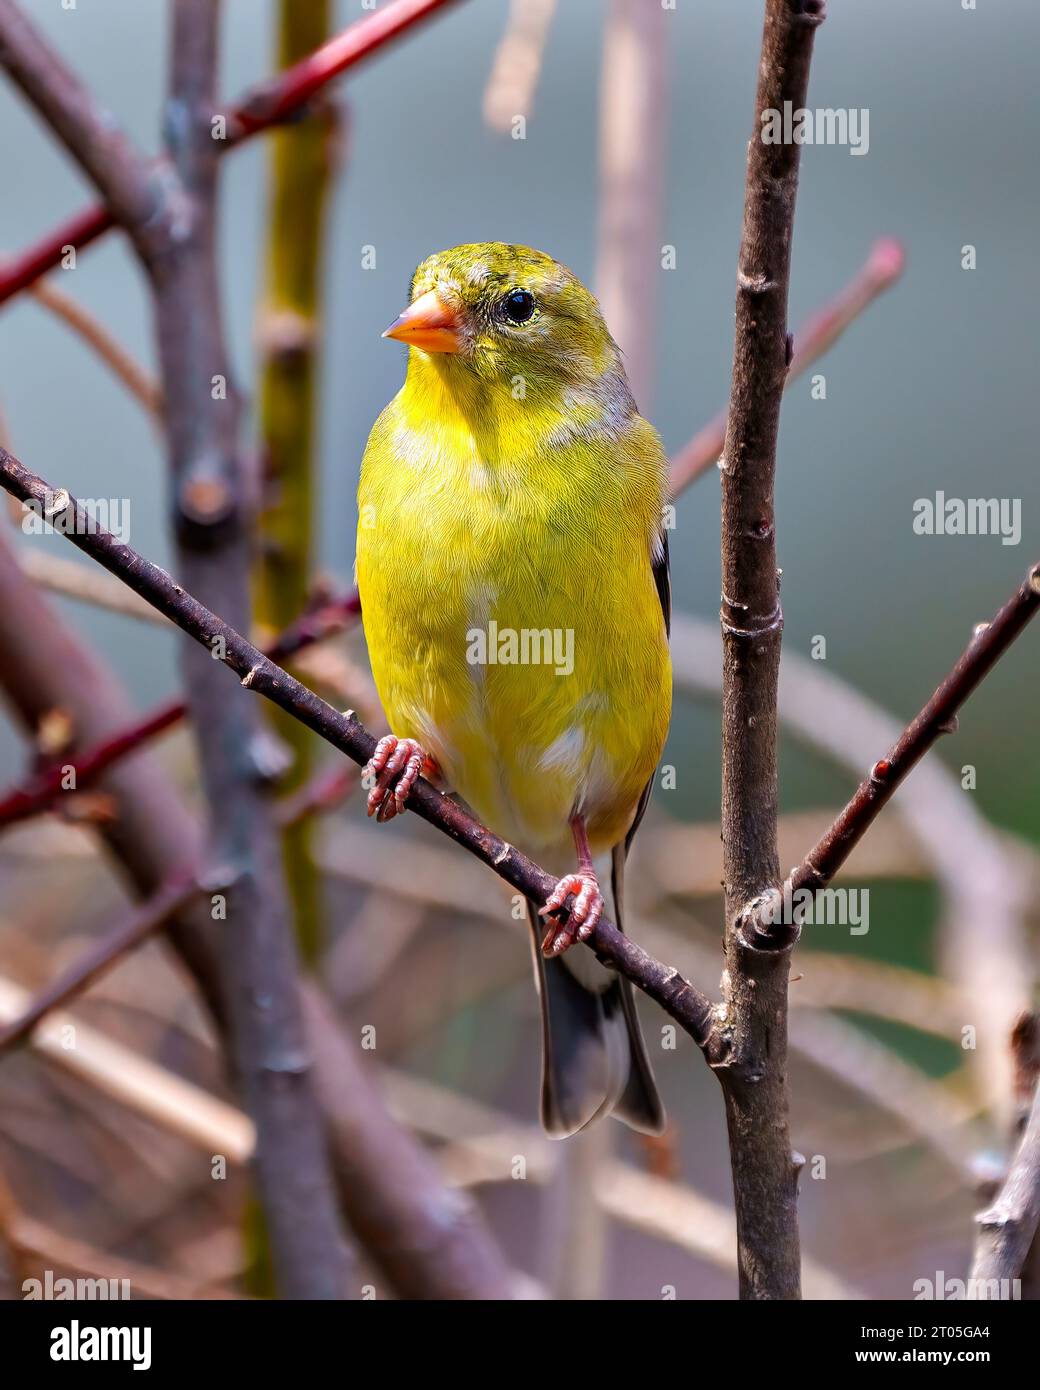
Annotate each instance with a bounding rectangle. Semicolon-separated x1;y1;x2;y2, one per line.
539;872;604;957
362;735;434;822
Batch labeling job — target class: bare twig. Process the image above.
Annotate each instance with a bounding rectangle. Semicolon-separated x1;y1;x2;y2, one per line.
714;0;824;1301
0;875;199;1053
970;1081;1040;1290
0;765;353;1054
672;609;1037;1118
0;700;184;829
0;587;357;830
753;564;1040;933
11;549;171;623
0;0;461;304
668;237;904;494
0;0;170;265
28;280;163;418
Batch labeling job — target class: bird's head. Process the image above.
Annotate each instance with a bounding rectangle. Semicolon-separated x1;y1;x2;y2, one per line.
382;243;620;391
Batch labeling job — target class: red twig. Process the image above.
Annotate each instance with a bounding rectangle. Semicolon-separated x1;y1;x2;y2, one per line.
668;236;905;496
227;0;460;140
0;588;359;831
0;0;461;306
0;700;181;829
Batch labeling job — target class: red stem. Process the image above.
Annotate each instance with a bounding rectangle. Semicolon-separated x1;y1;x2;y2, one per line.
0;0;460;305
0;588;359;830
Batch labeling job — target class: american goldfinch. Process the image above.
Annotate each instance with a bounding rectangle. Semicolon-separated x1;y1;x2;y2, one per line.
356;243;670;1136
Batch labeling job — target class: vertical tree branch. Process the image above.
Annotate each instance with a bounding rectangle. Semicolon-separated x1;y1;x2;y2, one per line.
149;0;350;1297
714;0;825;1301
254;0;337;964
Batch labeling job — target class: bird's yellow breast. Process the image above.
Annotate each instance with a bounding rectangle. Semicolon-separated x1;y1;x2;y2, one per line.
356;367;671;860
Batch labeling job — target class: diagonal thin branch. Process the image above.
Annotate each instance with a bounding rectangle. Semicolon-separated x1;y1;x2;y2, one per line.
0;587;358;830
668;236;904;495
0;0;178;268
28;279;164;419
750;562;1040;937
0;0;461;304
0;0;153;220
0;765;354;1055
0;874;199;1054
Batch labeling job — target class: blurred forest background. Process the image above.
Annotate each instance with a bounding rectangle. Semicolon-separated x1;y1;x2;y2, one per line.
0;0;1037;1299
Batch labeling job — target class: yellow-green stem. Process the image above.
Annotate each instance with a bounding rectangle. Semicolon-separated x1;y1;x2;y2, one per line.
255;0;335;968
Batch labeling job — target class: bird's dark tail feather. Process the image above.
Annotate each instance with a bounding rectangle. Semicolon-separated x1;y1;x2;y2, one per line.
527;843;665;1138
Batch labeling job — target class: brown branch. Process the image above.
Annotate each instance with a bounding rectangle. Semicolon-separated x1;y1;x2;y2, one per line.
0;0;461;304
151;0;350;1299
752;563;1040;934
668;236;905;495
715;0;825;1302
970;1079;1040;1290
11;549;171;624
0;587;358;830
28;280;163;419
0;765;354;1055
0;874;199;1054
0;445;719;1049
0;0;176;268
0;524;517;1300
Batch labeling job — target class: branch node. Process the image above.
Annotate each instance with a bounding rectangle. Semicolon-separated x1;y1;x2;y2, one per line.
43;487;70;520
737;269;778;295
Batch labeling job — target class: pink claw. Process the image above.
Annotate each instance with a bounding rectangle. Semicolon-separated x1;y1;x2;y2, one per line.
361;735;429;822
539;872;603;957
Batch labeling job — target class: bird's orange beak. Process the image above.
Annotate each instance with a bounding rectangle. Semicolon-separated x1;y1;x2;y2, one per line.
381;289;464;354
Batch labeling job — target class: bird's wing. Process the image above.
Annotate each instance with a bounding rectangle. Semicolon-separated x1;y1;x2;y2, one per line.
624;526;670;856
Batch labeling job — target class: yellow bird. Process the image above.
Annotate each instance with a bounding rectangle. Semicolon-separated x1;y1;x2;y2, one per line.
356;243;671;1136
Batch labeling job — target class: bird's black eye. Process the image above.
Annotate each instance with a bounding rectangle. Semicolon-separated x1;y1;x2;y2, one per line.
501;288;535;324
